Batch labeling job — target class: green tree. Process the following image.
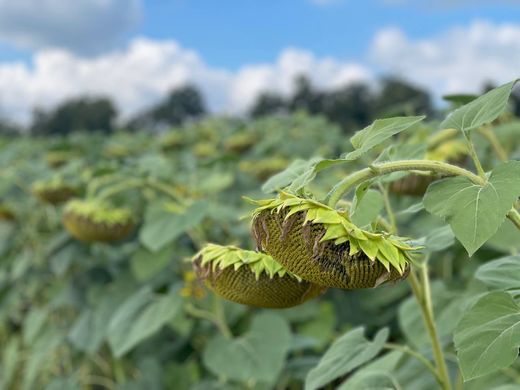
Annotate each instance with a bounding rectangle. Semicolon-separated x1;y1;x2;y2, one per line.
374;77;433;117
128;85;206;130
31;97;117;135
249;92;287;118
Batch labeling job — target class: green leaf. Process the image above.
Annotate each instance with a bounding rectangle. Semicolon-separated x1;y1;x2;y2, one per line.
351;188;384;227
475;255;520;291
343;116;425;161
0;338;20;390
107;287;182;357
23;308;48;345
139;201;209;252
339;351;404;390
487;219;520;253
454;291;520;380
423;161;520;255
261;158;320;193
202;312;291;384
441;80;518;132
130;244;173;281
305;327;389;390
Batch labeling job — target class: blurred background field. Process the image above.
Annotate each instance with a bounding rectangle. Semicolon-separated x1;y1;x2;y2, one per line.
1;1;520;389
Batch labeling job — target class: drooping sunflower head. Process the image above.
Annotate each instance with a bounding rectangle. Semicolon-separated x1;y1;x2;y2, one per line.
160;131;185;151
62;199;134;243
250;193;418;289
32;177;78;205
224;132;257;154
191;243;325;308
44;150;77;168
425;139;468;163
0;204;15;221
239;157;289;181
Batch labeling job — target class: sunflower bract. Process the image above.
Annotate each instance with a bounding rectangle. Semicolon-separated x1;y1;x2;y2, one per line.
62;199;134;243
192;244;325;308
250;193;418;289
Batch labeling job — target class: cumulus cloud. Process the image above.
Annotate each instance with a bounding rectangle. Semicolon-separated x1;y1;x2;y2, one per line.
0;0;142;54
0;39;371;123
0;20;519;124
370;21;520;95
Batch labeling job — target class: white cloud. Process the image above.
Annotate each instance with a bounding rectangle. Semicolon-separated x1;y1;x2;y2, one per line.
0;0;142;54
0;39;371;123
0;20;519;124
370;21;520;96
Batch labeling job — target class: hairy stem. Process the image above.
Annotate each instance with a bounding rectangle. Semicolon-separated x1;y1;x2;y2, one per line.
326;159;485;207
462;131;486;178
408;267;452;390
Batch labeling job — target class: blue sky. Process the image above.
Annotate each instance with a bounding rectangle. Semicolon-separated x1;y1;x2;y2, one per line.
0;0;519;123
142;0;520;69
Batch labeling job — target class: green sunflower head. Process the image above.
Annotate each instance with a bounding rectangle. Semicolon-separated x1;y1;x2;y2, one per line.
250;192;419;289
62;199;134;243
425;139;468;163
0;204;15;221
160;132;184;151
44;150;77;168
32;177;78;205
239;157;288;181
224;132;257;154
192;244;325;308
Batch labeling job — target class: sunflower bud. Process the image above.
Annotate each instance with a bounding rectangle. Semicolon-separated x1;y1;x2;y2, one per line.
62;199;134;243
32;178;78;205
192;244;325;308
250;193;417;289
44;150;76;168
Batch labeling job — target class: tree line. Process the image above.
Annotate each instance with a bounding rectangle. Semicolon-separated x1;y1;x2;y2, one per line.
1;75;518;136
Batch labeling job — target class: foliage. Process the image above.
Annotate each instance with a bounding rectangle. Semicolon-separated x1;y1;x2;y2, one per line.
1;80;520;390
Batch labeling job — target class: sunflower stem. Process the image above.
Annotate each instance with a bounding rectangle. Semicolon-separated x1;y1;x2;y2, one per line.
378;183;397;234
462;131;486;178
326;159;485;208
408;264;452;390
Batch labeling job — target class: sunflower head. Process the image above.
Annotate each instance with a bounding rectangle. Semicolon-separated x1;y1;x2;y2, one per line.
194;142;217;159
239;157;288;181
250;193;418;289
44;150;76;168
191;244;325;308
160;132;184;151
0;204;15;221
62;199;134;243
224;133;257;154
32;177;78;205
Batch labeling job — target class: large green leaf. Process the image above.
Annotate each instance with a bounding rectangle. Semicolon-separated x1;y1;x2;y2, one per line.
139;201;209;252
130;244;174;281
454;291;520;380
107;287;182;357
423;161;520;255
475;256;520;291
441;80;518;132
350;188;384;227
202;312;291;384
343;116;425;161
339;351;403;390
305;327;389;390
